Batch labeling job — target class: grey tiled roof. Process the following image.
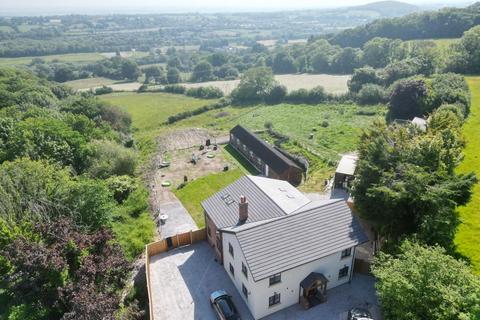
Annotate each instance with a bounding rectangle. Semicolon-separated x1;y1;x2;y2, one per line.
223;199;368;282
201;176;287;229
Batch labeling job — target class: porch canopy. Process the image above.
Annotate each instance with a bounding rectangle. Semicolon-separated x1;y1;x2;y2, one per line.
300;272;328;290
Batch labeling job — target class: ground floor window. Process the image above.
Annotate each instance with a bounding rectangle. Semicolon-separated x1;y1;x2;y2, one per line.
242;283;248;299
268;292;281;306
229;263;235;277
338;265;349;279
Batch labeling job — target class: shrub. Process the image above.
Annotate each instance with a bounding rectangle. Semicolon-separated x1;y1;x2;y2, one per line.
87;140;137;179
356;84;388;105
285;88;310;104
265;85;287;104
185;86;224;99
307;86;327;104
348;66;380;93
95;85;113;95
106;175;137;203
163;84;186;94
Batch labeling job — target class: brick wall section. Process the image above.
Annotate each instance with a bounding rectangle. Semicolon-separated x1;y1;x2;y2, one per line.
205;213;223;262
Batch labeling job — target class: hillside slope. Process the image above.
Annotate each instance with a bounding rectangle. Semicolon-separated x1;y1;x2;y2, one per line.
351;1;420;17
330;2;480;47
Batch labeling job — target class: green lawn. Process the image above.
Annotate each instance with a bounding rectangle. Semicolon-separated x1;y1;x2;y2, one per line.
100;92;213;158
455;76;480;274
174;169;244;228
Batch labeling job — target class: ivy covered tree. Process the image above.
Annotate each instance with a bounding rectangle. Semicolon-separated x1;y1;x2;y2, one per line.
373;240;480;320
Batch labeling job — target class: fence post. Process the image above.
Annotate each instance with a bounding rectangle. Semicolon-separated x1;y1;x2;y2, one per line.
190;230;193;244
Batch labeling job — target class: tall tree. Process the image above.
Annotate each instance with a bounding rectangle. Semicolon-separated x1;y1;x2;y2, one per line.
352;120;476;248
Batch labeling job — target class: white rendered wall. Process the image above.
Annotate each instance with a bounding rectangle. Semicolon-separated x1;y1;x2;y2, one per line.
222;232;355;319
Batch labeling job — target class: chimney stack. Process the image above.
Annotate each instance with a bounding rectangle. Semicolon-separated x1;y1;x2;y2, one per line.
239;195;248;223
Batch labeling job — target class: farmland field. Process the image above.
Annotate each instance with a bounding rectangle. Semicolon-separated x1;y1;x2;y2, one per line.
100;92;214;157
179;73;350;95
455;76;480;274
64;77;119;90
0;52;107;67
171;102;385;191
0;50;149;67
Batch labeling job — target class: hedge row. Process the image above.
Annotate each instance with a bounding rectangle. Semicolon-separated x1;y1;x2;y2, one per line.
166;98;231;124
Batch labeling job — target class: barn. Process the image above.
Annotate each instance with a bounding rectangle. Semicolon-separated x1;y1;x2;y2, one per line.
229;125;303;185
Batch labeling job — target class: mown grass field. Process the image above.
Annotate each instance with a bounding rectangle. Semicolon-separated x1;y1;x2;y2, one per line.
100;92;214;157
455;76;480;274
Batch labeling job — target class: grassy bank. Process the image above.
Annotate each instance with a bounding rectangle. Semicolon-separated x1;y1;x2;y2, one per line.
455;76;480;273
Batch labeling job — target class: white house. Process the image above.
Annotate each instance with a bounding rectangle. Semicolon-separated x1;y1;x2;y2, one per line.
202;176;368;319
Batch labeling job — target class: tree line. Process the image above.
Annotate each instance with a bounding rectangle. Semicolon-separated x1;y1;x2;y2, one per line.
329;2;480;47
0;68;152;319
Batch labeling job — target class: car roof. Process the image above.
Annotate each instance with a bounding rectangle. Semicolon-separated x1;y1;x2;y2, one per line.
210;290;228;301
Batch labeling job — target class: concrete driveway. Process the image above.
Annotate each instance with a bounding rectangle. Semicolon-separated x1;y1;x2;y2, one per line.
149;242;381;320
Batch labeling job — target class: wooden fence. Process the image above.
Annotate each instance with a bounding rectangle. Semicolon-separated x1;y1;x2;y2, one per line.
145;229;207;320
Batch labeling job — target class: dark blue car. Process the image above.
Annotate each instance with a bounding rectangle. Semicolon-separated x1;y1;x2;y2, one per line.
210;290;241;320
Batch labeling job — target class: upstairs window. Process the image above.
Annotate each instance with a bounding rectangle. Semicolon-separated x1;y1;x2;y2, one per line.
341;248;352;259
269;273;281;286
229;243;234;257
229;263;235;277
242;283;248;299
242;262;248;278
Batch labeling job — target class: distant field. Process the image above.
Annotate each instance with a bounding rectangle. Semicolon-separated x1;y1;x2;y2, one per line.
455;76;480;274
0;52;106;67
100;92;213;157
64;77;118;90
100;51;149;59
257;39;307;47
0;50;149;67
180;74;350;95
0;26;14;32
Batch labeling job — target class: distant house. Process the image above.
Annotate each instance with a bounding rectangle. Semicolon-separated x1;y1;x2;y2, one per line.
202;175;368;319
334;154;358;189
229;125;303;185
